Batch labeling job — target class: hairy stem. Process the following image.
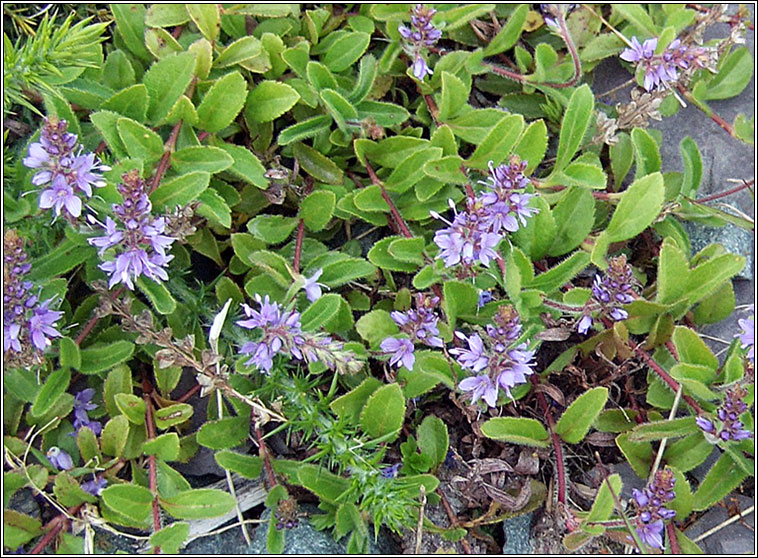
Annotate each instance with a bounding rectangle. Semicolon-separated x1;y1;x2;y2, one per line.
694;179;754;204
292;219;305;274
531;375;566;505
365;161;414;238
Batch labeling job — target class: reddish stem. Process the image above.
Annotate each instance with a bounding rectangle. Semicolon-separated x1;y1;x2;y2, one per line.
293;219;305;274
197;131;209;143
459;165;476;199
666;522;681;554
29;520;64;554
439;490;472;554
144;393;162;550
75;287;124;346
150;121;183;194
531;375;566;505
366;161;414;239
176;382;201;403
255;422;277;489
630;340;703;415
694;179;754;204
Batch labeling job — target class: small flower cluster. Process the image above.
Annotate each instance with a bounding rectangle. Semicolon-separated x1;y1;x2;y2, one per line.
577;255;637;334
23;117;108;220
538;4;577;29
72;388;102;435
631;468;676;550
88;170;175;290
381;293;444;371
452;305;535;407
3;231;62;367
737;306;754;361
696;386;753;442
237;295;362;375
274;498;300;530
45;446;106;495
398;4;441;80
432;157;538;270
620;36;712;92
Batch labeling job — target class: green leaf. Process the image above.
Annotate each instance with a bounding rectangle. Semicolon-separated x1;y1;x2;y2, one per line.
417;416;449;468
58;337;81;370
483;4;528;55
278;114;332;145
465;114;524;169
102;484;154;522
322;32;371;72
446;108;507;143
330;377;382;422
551;84;594;175
679;136;702;198
171;146;233;174
79;340;134;374
188;38;213;79
215;450;263;478
693;451;750;511
693;281;735;325
31;368;70;418
145;27;183;59
355;100;410;127
292;142;343;184
187;4;220;41
581;474;622;535
627;417;699;442
320;88;358;133
355;136;429;168
663;433;713;473
115;393;147;425
348;54;377;104
547;187;595;257
527;251;590;294
196;416;249;450
246;80;300;124
301;294;342;331
112;4;151;62
142;433;180;461
4;368;39;403
385;147;444;193
437;71;469;122
4;510;42;548
672;326;718;369
656;238;689;304
104;365;132;417
356;310;398;348
557;161;607;189
480;417;550;447
247;214;299;244
615;432;653;479
360;384;405;441
103;49;136;91
605;172;664;242
513;119;548;174
159;489;236;519
610;132;633;188
150;171;210;210
423;155;467;185
196;71;246;133
442;280;478;329
146;4;190;27
300;190;336;231
555;387;608;444
214;36;263;68
388;237;426;265
368;236;419;272
631;128;661;180
102;84;148;121
101;415;130;457
150;522;190;554
143;52;197;124
702;46;753;100
684;253;745;306
612;4;658;37
117;117;164;163
212;140;268;188
154;404;194;430
137;276;176;315
433;4;495;31
296;464;350;504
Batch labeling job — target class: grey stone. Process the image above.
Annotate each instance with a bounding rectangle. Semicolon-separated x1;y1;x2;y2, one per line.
610;462;647;501
684;494;754;554
502;512;533;554
246;504;399;555
8;488;41;519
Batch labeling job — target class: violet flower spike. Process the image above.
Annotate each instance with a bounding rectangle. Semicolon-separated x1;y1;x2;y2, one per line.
47;447;74;470
381;337;416;370
737;307;754;360
398;4;440;81
459;374;498;408
81;477;107;497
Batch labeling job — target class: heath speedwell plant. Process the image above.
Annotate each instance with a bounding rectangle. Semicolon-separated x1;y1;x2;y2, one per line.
3;4;754;555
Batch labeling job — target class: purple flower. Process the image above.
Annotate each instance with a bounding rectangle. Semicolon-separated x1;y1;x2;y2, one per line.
380;463;402;479
81;477;107;497
71;389;103;436
459;374;498;407
27;299;63;351
737;308;754;360
88;170;175;291
47;447;73;470
620;37;658;63
695;416;715;434
24;118;108;220
303;269;326;302
700;387;753;442
620;35;711;92
478;291;493;308
496;345;535;399
636;519;664;550
576;314;593;335
450;332;489;372
398;4;440;81
390;294;444;349
381;337;416;370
